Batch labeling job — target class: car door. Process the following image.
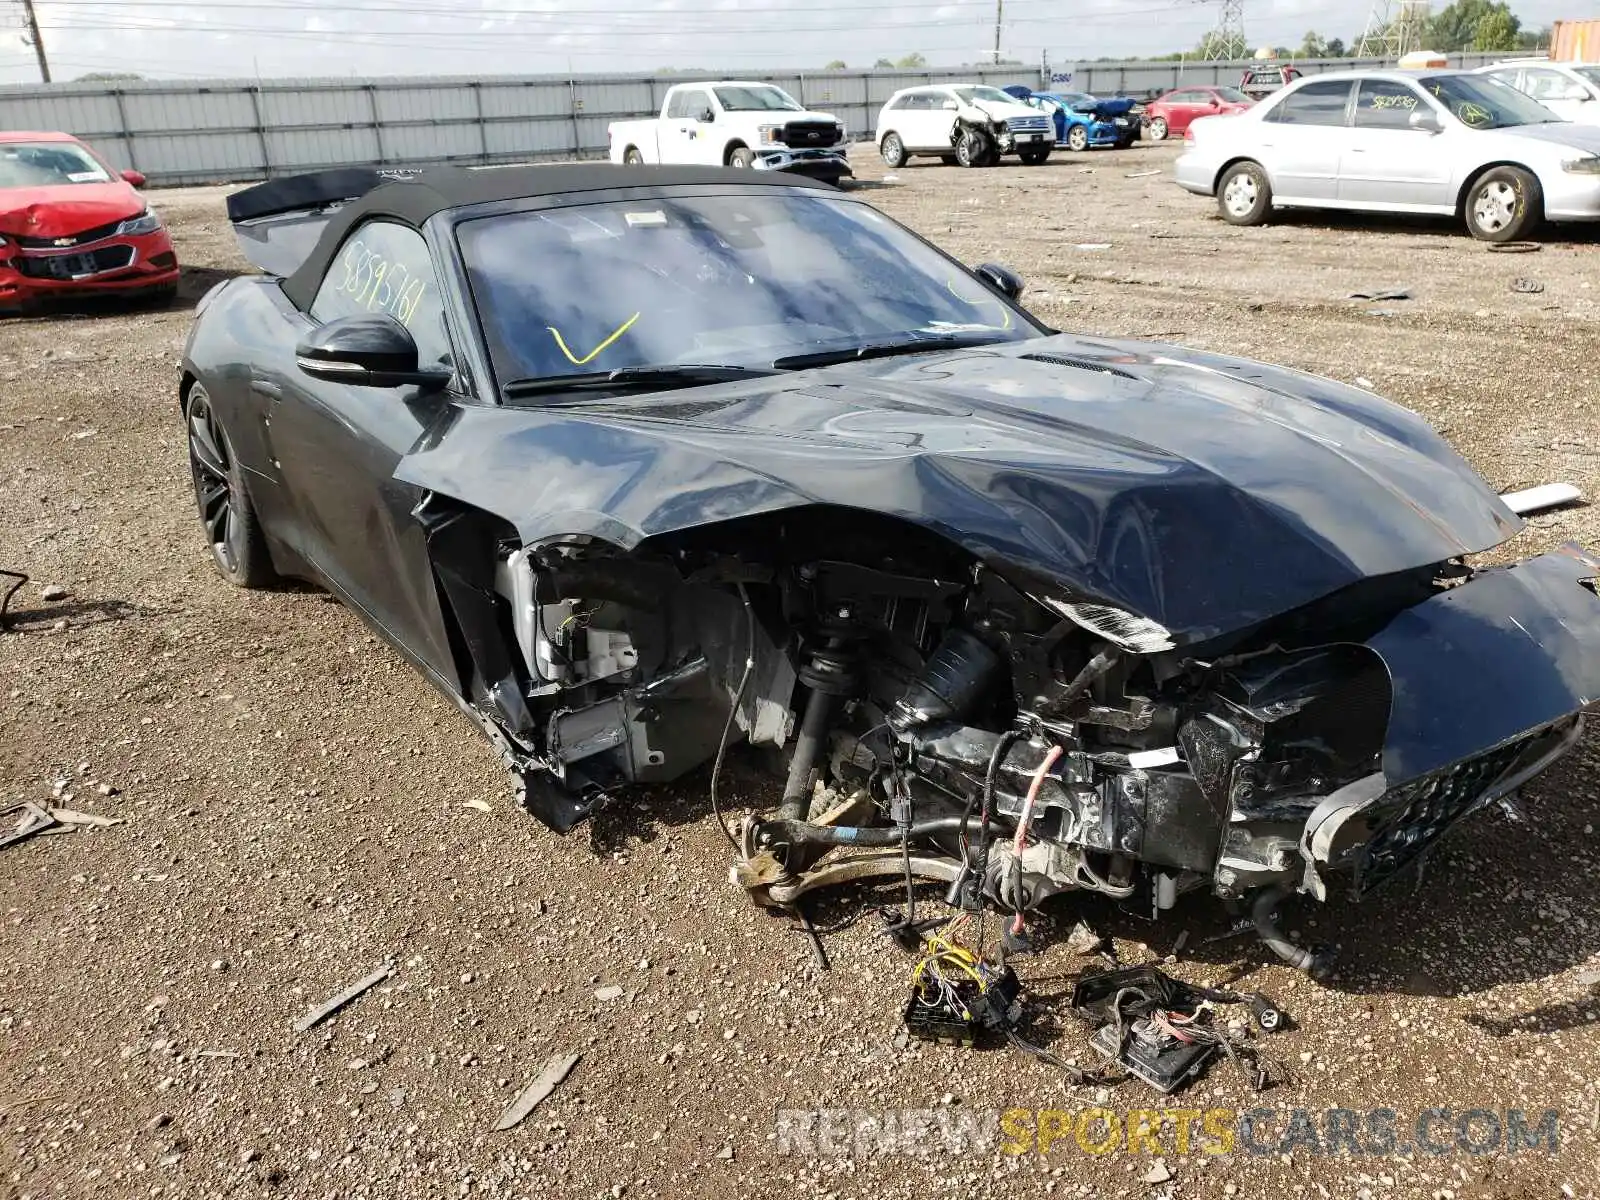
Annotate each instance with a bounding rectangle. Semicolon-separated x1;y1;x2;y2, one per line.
881;92;923;148
1258;78;1355;202
907;91;953;151
1340;78;1456;210
666;88;717;164
260;218;462;681
1173;90;1211;133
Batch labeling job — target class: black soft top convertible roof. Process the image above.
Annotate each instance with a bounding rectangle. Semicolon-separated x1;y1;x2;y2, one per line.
249;164;835;311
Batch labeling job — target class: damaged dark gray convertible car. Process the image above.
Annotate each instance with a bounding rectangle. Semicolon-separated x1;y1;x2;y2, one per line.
185;164;1600;972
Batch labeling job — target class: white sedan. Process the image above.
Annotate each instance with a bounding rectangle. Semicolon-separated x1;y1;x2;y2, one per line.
1174;68;1600;241
1474;59;1600;125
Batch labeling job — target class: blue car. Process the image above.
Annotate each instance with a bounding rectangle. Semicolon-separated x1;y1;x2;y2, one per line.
1002;86;1141;151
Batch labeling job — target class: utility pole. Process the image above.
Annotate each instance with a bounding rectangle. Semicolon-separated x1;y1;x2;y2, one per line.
993;0;1004;63
1205;0;1248;62
20;0;51;82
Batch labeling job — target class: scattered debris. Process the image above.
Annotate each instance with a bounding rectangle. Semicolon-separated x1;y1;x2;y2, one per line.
50;808;123;828
38;583;69;601
1073;965;1283;1094
1510;277;1545;294
0;802;58;851
715;1144;735;1161
1487;240;1541;253
493;1052;582;1132
1354;376;1375;390
1125;169;1162;179
881;173;900;185
0;1093;64;1114
460;797;493;814
1143;1160;1173;1185
1347;287;1411;301
1075;242;1112;251
0;568;28;631
1065;918;1108;956
291;962;396;1033
68;429;97;441
594;985;625;1002
1501;483;1584;516
196;1050;240;1059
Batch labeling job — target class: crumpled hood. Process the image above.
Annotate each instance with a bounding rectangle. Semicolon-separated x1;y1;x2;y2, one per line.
1071;96;1138;120
397;334;1520;645
971;99;1039;122
0;181;144;238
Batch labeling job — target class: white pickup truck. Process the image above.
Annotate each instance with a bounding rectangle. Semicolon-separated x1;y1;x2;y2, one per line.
608;81;852;182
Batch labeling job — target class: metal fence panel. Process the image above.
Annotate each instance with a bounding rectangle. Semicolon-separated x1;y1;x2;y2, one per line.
0;55;1515;186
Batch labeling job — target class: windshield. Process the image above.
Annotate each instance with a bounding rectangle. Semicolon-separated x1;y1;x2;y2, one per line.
1215;87;1252;103
1421;73;1562;128
953;86;1017;106
459;193;1039;388
0;141;111;188
713;85;802;112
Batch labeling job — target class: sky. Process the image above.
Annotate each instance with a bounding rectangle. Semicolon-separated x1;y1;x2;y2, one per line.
0;0;1587;86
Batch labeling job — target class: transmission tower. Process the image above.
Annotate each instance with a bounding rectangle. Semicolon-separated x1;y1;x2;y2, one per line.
1356;0;1430;59
1204;0;1249;61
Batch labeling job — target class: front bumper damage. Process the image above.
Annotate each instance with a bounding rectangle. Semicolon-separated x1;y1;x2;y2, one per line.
727;545;1600;972
0;227;178;307
751;148;853;179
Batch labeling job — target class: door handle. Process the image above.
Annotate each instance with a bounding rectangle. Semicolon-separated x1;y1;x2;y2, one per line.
250;375;284;400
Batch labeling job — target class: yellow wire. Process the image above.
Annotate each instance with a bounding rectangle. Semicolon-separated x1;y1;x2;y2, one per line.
547;312;641;366
944;279;1013;330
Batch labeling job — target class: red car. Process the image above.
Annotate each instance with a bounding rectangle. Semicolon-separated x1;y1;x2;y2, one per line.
0;131;179;309
1143;86;1254;142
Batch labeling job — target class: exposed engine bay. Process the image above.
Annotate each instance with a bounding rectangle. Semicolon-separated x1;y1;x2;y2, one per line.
463;508;1596;975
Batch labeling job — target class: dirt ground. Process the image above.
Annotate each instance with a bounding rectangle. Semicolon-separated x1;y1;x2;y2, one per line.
3;139;1599;1200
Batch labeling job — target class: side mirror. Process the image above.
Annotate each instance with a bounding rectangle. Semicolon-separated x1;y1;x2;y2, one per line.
1208;97;1221;107
697;107;715;123
121;168;147;187
295;314;451;390
973;262;1024;301
1409;108;1443;134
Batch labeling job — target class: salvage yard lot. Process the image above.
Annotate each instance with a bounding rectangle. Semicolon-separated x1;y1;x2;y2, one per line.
2;140;1599;1200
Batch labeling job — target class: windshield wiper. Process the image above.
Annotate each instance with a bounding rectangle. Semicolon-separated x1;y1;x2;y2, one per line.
772;331;1011;371
502;364;775;398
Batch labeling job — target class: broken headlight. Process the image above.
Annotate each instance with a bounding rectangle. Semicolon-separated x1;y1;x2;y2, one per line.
116;209;163;236
1037;598;1176;653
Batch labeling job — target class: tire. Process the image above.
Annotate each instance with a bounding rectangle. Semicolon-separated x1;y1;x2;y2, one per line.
1464;166;1542;243
955;128;994;168
1148;116;1169;141
185;383;275;589
1216;160;1272;226
623;146;644;165
727;145;755;168
1018;146;1051;166
1065;124;1090;152
880;132;907;168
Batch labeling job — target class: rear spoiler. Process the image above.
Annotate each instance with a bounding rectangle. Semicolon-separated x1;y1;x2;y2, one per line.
227;167;418;276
